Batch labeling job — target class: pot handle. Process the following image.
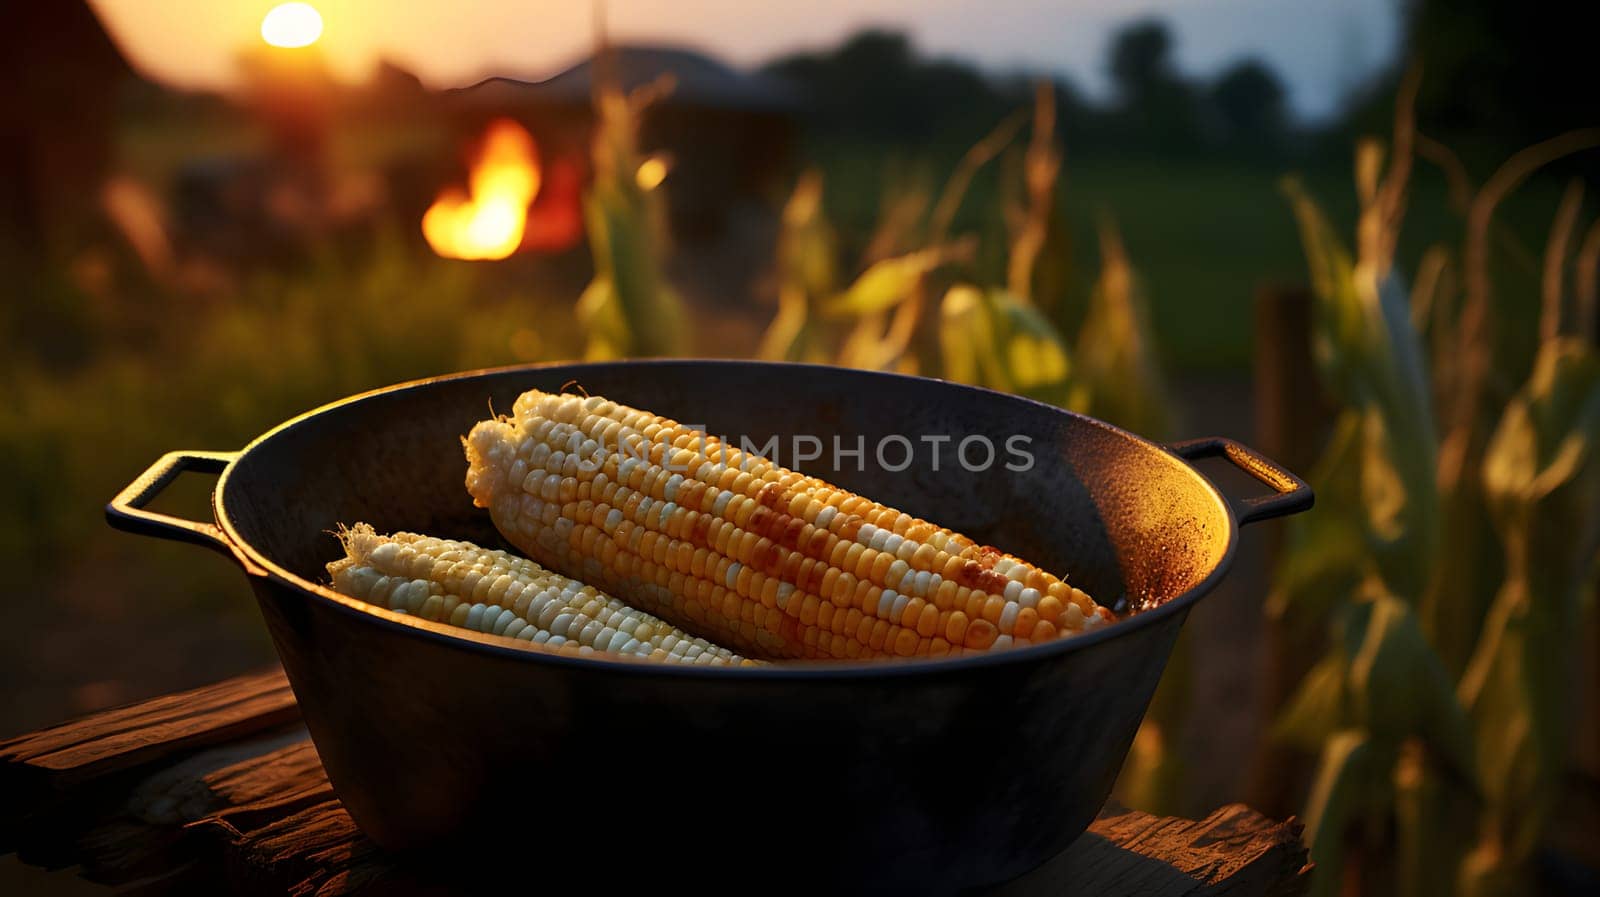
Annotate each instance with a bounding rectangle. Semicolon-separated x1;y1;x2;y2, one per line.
1167;438;1314;525
105;450;265;576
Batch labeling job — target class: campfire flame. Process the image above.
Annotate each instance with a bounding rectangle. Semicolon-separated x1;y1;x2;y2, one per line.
423;119;542;260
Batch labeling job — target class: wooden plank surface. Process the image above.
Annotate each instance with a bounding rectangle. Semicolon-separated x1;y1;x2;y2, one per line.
1;670;1310;896
0;668;298;796
1047;804;1309;897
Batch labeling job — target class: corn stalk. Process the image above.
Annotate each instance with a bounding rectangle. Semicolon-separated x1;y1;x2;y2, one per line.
938;283;1073;406
935;82;1081;406
577;58;687;359
757;170;970;369
1459;338;1600;896
1272;72;1600;897
1071;217;1175;438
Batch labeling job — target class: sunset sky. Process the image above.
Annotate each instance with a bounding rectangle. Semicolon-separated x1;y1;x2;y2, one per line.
90;0;1401;120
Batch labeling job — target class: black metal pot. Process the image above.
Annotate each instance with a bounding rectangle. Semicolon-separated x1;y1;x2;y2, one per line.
107;361;1310;894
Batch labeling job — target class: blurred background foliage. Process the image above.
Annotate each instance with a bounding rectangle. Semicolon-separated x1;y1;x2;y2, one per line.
2;1;1599;893
1266;76;1599;896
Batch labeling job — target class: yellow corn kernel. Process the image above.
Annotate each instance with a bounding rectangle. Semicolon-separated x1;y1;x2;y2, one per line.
464;390;1112;660
327;525;757;666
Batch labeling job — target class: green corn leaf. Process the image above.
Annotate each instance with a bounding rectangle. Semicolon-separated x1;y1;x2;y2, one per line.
1359;407;1410;544
758;288;817;363
575;276;627;361
1457;339;1600;870
1303;730;1390;897
1394;739;1475;897
939;285;1075;407
1070;220;1174;439
997;297;1073;404
1282;177;1439;600
1482;339;1600;583
1371;268;1438;474
583;186;686;357
1458;580;1550;865
1272;653;1350;751
576;77;686;359
1281;177;1434;429
777;171;839;307
759;172;844;363
1267;519;1368;648
1281;177;1362;399
1363;275;1440;599
1458;837;1523;897
939;284;1001;389
823;246;960;318
1357;406;1434;598
1346;583;1474;777
1423;447;1504;675
1268;411;1368;641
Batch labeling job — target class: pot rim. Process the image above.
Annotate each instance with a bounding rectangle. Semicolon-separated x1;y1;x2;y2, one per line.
213;358;1240;681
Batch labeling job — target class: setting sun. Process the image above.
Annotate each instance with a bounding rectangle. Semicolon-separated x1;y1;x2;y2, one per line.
260;3;323;49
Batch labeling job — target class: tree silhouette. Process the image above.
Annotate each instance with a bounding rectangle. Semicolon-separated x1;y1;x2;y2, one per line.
1108;20;1178;106
766;29;1006;143
1105;19;1200;151
1211;59;1288;150
767;21;1296;159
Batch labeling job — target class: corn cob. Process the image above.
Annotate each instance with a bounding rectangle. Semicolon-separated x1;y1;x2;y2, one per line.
327;524;756;665
464;390;1113;661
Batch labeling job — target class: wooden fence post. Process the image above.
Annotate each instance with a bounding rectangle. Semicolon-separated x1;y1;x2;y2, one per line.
1251;283;1325;519
1584;308;1600;784
1248;283;1330;817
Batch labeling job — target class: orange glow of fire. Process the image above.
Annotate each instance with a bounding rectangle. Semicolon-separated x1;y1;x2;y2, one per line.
423;119;542;260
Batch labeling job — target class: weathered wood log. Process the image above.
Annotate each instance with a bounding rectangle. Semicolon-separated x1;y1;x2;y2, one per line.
1064;804;1308;897
0;668;298;799
2;670;1311;896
